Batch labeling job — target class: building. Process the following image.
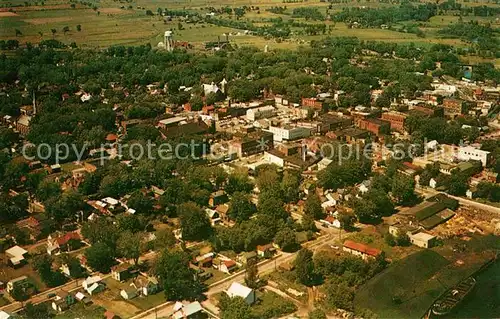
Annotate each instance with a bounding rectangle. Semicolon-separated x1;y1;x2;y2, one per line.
381;112;407;132
208;190;229;207
120;288;138;300
46;232;81;255
231;131;274;157
0;311;11;319
51;291;75;312
5;245;28;267
246;106;275;121
226;282;256;305
442;98;463;115
111;263;133;282
219;260;238;274
256;244;276;258
157;116;187;130
321;215;340;228
82;276;104;295
6;276;29;293
357;118;390;136
343;240;382;260
172;301;204;319
301;97;323;109
15;115;31;136
457;146;490;167
409;232;437;248
412;106;444;117
133;276;160;296
267;125;311;142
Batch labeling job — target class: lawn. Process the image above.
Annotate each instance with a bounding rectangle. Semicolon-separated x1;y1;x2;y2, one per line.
264;270;308;302
54;303;106;319
252;290;297;319
0;296;10;307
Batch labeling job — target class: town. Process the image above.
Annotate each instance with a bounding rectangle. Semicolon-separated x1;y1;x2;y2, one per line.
0;6;500;319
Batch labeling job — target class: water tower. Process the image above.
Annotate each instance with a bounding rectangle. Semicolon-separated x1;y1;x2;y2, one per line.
164;31;173;52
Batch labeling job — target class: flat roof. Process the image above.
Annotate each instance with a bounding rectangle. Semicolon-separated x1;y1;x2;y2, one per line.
411;232;436;241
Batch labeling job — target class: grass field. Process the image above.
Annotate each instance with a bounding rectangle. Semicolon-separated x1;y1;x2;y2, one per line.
54;303;106;319
354;235;498;319
1;0;499;50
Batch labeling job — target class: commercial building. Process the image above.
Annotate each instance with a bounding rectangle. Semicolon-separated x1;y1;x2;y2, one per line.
231;131;274;157
457;146;490;167
381;112;407;132
246;106;275;121
267;125;311;142
301;97;323;109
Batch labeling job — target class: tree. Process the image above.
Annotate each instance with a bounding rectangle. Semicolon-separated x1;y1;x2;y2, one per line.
309;309;327;319
304;192;324;220
338;213;355;231
295;248;317;286
127;191;154;215
274;227;299;252
281;170;301;203
76;24;82;32
154;228;176;251
15;29;22;37
51;29;57;37
227;192;256;222
154;250;203;301
81;218;119;249
447;172;469;196
219;294;256;319
391;173;417;206
36;180;61;202
117;231;143;265
62;26;70;34
245;258;259;289
324;280;354;311
23;302;51;319
11;284;29;301
178;202;213;241
59;255;85;278
84;242;115;273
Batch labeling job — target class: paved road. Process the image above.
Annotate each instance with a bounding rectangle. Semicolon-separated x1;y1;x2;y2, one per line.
133;231;341;319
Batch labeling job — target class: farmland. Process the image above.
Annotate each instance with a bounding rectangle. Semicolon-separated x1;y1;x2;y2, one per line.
1;0;499;52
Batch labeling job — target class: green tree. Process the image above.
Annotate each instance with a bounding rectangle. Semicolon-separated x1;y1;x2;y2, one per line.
50;28;57;37
154;228;177;251
244;257;259;289
391;173;417;206
178;202;213;241
219;294;256;319
295;248;317;286
36;180;61;202
23;302;51;319
62;26;70;34
154;250;203;301
304;192;324;220
227;192;256;222
84;242;116;273
309;309;327;319
117;231;143;265
76;24;82;31
274;227;299;252
15;29;22;37
324;280;354;311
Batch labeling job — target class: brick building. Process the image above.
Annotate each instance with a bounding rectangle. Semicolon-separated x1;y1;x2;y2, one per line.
381;112;407;132
357;118;391;136
301;97;323;110
442;98;463;115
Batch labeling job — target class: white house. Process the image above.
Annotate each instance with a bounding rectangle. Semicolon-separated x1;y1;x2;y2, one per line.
267;125;311;142
457;146;490;167
120;288;138;300
82;276;103;295
226;282;256;305
5;245;28;266
409;232;436;248
358;180;371;194
0;311;11;319
320;215;341;229
429;178;437;189
173;301;203;319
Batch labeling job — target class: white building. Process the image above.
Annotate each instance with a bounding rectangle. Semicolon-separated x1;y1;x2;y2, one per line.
226;282;256;305
0;311;11;319
267;126;311;142
457;146;490;167
409;232;436;248
246;106;275;121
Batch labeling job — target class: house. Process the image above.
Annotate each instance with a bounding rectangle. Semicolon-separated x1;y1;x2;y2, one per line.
226;282;256;305
381;112;407;132
133;276;160;296
51;290;75;312
209;190;229;207
205;209;221;226
239;251;258;264
357;118;391;136
215;204;230;224
6;276;29;293
172;301;204;319
5;245;28;267
111;263;133;282
82;276;103;295
104;310;120;319
46;232;81;255
343;240;382;261
0;311;11;319
409;232;437;248
195;253;214;268
256;244;275;258
218;260;238;274
321;215;341;229
74;291;91;305
120;288;138;300
429;178;437;189
358;180;371;194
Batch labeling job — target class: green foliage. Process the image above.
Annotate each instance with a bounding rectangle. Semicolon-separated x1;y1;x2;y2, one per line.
304;192;324;220
309;309;327;319
219;294;256;319
318;158;372;190
117;231;143;265
84;242;116;273
178;202;213;241
154;250;203;301
295;248;317;286
324;280;355;311
274;227;299;252
391;173;418;206
227;192;257;222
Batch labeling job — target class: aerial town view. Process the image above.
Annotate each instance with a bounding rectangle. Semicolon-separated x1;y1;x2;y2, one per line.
0;0;499;318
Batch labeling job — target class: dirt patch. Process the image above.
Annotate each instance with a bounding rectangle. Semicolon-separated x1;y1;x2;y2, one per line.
0;12;19;17
23;17;73;25
99;8;127;14
1;4;73;12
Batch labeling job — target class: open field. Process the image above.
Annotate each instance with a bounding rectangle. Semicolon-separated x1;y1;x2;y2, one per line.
54;303;106;319
1;0;499;50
